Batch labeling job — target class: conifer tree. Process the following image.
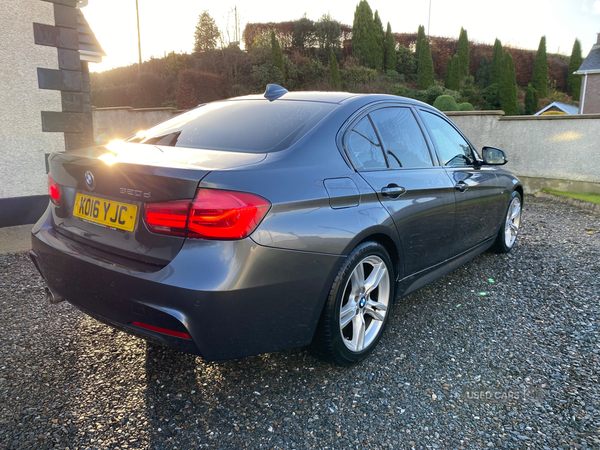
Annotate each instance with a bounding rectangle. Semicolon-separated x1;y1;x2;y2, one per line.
447;54;461;91
415;25;426;69
444;56;453;88
384;22;396;72
329;49;341;90
500;51;518;116
352;0;383;70
373;10;384;70
525;84;539;115
457;27;470;77
489;38;504;85
476;56;490;87
532;36;548;98
567;38;583;100
417;37;435;89
271;31;286;81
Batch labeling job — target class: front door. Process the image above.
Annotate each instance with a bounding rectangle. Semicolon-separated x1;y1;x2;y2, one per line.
418;110;505;254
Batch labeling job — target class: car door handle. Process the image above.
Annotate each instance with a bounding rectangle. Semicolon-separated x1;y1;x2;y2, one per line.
381;184;406;199
455;181;468;192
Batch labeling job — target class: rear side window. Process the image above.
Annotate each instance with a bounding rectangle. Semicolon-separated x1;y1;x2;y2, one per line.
369;107;433;168
127;101;335;153
345;117;387;170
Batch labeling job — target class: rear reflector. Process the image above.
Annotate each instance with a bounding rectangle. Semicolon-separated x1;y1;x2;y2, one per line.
48;174;61;206
131;321;191;339
145;189;270;240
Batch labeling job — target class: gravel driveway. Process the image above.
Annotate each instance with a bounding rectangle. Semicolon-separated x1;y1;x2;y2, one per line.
1;196;599;449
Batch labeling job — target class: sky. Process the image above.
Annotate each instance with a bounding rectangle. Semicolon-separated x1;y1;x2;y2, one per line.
84;0;600;73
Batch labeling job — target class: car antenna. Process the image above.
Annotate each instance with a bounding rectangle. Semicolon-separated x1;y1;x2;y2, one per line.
264;84;288;102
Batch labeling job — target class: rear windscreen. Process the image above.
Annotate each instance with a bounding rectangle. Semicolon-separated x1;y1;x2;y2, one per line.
126;100;336;153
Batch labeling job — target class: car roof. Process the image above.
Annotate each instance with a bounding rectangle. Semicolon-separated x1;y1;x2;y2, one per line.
228;90;433;109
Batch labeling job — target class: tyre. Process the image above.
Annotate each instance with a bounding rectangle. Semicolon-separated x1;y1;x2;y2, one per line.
315;241;394;366
492;190;522;254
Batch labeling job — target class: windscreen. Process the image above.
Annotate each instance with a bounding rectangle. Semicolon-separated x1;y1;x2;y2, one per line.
126;100;336;153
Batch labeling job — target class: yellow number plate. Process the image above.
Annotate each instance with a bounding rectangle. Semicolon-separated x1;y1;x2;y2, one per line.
73;193;138;232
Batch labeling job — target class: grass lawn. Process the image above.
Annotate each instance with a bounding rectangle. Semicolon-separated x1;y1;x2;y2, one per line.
542;189;600;205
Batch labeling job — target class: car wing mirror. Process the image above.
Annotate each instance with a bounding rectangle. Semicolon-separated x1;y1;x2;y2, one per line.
482;146;508;165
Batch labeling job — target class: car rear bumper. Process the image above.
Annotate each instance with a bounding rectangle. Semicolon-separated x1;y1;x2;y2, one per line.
30;211;343;361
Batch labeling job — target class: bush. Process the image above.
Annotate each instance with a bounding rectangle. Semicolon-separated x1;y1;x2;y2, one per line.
458;102;474;111
395;45;416;76
340;65;378;89
394;85;428;103
91;86;131;107
251;62;284;91
481;83;501;109
127;73;165;108
425;85;444;105
433;95;458;111
176;70;229;109
298;59;326;86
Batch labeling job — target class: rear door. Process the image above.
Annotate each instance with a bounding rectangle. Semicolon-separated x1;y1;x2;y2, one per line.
418;110;504;254
343;105;456;276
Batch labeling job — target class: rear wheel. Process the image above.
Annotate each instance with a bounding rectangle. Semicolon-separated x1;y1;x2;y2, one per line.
492;191;522;253
316;241;394;366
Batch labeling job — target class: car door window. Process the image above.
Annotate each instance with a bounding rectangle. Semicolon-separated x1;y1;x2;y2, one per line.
421;111;475;167
345;116;387;170
370;107;433;168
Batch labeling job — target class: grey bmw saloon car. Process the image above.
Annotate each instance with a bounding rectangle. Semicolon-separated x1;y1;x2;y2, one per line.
31;86;523;366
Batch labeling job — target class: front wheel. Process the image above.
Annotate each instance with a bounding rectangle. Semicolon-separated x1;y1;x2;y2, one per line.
315;241;394;366
492;191;522;253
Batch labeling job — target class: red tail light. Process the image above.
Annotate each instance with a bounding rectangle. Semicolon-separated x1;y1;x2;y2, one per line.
145;189;270;240
48;174;61;206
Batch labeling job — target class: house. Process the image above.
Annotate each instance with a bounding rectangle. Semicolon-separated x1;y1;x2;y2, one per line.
575;33;600;114
0;0;104;228
534;101;579;115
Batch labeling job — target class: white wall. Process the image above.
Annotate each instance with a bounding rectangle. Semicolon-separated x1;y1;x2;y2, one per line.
0;0;65;199
446;112;600;186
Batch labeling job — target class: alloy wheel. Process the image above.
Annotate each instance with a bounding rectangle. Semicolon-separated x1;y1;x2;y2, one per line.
339;255;391;353
505;196;521;248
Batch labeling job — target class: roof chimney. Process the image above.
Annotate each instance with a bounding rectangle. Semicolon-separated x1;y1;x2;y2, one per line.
597;33;600;45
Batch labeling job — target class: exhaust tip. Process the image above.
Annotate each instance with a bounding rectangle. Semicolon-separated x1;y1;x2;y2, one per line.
45;287;65;304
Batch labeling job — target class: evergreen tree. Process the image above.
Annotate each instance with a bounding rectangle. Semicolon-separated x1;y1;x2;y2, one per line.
292;16;316;51
271;31;286;81
476;56;491;87
524;84;539;115
329;49;341;89
532;36;548;98
500;51;518;116
457;27;470;77
447;54;461;90
417;37;435;89
567;38;583;100
415;25;426;69
194;11;220;53
384;22;396;72
444;56;452;88
374;10;384;71
489;38;504;85
352;0;383;70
